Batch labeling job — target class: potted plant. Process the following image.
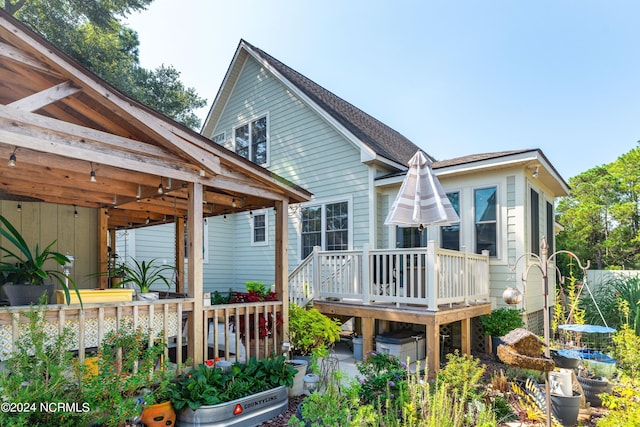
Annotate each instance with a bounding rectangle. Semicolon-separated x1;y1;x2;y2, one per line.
169;355;296;426
0;214;79;305
480;307;524;356
139;374;177;427
117;257;176;301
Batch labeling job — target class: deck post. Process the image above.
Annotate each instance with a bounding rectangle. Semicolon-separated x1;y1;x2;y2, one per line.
312;246;320;300
361;316;374;357
460;317;471;355
275;199;289;352
426;320;439;376
362;244;370;304
426;240;438;311
186;182;204;365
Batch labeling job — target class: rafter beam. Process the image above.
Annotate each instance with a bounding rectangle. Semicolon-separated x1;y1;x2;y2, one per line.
9;80;80;111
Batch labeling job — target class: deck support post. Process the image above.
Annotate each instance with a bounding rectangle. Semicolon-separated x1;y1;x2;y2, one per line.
460;317;471;355
426;320;439;377
361;316;374;357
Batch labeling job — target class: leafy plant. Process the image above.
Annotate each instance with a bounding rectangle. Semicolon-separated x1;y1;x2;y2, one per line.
581;275;640;332
170;355;296;411
0;305;89;427
480;307;524;337
81;321;169;427
0;214;79;304
289;302;341;356
116;257;175;293
357;351;407;407
436;351;485;402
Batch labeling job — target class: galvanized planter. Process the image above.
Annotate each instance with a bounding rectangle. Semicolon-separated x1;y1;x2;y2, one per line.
177;385;288;427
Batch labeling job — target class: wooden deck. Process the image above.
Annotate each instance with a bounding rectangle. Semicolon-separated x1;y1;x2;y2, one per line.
313;300;491;376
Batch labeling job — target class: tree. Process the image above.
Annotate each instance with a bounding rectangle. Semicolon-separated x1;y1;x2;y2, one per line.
556;144;640;273
2;0;206;129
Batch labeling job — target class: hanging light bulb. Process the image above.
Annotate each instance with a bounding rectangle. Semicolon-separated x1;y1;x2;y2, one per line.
146;216;150;224
8;147;17;167
136;184;142;201
89;162;97;183
73;205;78;218
232;198;237;208
16;203;21;212
157;178;164;194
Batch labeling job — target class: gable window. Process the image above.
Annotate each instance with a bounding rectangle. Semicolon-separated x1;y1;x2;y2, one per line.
475;187;497;256
546;201;554;254
234;115;268;165
531;189;540;255
441;191;460;250
301;201;349;259
211;132;225;145
251;210;268;246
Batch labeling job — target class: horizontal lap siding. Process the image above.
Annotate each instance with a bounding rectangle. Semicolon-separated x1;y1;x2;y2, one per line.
207;56;370;288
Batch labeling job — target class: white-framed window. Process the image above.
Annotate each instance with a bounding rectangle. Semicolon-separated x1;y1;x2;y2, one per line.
441;191;460;251
301;200;349;259
474;186;497;256
184;220;209;263
546;200;554;254
234;115;268;165
211;132;225;145
251;210;268;246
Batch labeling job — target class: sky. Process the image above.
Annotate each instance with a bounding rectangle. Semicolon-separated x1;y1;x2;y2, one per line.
126;0;640;181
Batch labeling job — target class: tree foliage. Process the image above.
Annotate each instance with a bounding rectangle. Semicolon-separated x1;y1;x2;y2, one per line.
556;144;640;273
1;0;206;129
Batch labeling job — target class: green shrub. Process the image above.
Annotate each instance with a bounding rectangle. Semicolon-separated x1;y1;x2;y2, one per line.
480;307;524;336
289;303;341;356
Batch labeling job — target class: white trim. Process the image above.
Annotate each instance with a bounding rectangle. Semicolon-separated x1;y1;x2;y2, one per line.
297;195;353;260
250;209;269;246
211;131;225;145
232;112;270;167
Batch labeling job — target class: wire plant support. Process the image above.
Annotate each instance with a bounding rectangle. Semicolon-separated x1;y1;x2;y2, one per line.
503;236;590;427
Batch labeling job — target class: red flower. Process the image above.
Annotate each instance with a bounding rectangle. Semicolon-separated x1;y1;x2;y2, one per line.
204;359;216;368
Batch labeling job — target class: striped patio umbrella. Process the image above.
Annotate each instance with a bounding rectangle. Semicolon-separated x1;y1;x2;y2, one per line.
384;150;459;227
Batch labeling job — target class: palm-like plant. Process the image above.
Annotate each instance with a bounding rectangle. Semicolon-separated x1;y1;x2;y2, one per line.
0;214;78;304
117;257;175;293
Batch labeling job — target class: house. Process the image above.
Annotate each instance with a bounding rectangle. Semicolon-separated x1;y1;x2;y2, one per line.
0;12;311;365
129;39;570;372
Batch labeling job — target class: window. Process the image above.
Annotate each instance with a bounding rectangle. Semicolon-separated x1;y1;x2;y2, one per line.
474;187;497;256
211;132;225;145
251;210;268;246
441;192;460;250
531;189;540;255
234;115;267;165
183;220;209;262
546;201;554;254
396;226;427;248
301;201;349;259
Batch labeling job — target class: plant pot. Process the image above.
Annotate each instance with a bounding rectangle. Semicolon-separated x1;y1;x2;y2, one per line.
287;359;309;397
551;391;582;427
577;376;611;407
177;385;288;427
56;288;134;304
137;291;160;301
3;283;53;305
491;336;504;361
140;400;176;427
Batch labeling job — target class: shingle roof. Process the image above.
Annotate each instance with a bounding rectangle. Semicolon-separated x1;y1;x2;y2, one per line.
242;40;425;167
432;149;534;169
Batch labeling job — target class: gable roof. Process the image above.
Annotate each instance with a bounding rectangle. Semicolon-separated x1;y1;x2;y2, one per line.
202;39;426;169
0;12;310;228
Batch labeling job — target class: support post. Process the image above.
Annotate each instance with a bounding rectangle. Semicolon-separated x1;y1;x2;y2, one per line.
361;316;374;357
97;209;109;289
426;240;438;311
175;217;185;294
275;199;289;350
186;183;204;365
426;320;439;377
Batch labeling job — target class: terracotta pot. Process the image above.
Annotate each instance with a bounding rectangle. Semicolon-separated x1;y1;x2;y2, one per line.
140;400;176;427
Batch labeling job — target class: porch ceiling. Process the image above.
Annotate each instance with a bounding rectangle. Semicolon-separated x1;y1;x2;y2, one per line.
0;12;311;229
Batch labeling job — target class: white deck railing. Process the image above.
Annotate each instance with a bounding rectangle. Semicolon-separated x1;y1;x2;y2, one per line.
288;241;490;311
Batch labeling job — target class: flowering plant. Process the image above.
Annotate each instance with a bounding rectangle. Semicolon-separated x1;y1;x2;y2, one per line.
229;282;282;339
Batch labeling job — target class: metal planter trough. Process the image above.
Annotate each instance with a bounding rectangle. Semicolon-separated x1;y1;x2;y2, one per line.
177;386;288;427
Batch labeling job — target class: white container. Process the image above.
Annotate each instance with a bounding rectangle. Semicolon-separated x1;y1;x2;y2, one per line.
375;330;425;363
552;369;573;396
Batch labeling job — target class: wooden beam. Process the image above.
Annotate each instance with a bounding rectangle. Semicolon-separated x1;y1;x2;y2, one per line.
175;218;185;294
362;317;374;357
0;40;62;77
186;182;204;365
275;199;288;347
9;80;80;111
98;208;108;289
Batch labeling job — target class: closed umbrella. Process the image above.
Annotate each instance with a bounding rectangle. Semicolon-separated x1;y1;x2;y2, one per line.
385;150;459;227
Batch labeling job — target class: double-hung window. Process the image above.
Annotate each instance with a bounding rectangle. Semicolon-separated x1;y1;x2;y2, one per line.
441;191;460;250
234;115;268;165
301;201;349;259
251;210;268;246
474;187;497;256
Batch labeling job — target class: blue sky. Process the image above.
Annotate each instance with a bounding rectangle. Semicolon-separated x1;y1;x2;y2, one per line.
127;0;640;181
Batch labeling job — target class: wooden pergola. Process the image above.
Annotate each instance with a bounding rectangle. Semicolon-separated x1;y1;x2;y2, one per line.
0;10;311;363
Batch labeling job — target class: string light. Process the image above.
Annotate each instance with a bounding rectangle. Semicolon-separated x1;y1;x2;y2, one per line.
89;162;97;183
16;203;21;212
73;205;78;218
232;198;237;208
157;177;164;194
8;147;17;167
